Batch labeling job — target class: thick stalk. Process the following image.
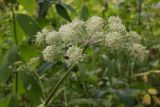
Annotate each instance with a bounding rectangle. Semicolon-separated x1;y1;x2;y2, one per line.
44;65;74;106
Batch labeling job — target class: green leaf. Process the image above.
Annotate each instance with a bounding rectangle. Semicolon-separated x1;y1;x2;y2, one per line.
16;14;40;37
0;46;18;82
80;5;90;21
117;89;135;107
17;0;37;15
20;71;43;105
69;98;97;106
38;0;51;18
61;3;76;14
55;4;71;21
8;94;18;107
0;94;18;107
0;94;10;107
19;43;41;62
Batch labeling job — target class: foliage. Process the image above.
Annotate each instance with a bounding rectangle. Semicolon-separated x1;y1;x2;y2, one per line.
0;0;160;107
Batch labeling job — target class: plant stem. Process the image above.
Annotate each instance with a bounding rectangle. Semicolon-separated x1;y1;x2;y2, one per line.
64;89;68;107
11;3;18;45
44;44;89;106
34;71;45;99
44;65;74;106
15;71;18;94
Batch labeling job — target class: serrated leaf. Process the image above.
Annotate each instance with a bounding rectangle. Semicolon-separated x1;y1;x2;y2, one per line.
55;4;71;21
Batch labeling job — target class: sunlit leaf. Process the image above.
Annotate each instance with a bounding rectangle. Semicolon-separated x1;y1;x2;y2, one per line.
148;88;158;95
142;94;151;105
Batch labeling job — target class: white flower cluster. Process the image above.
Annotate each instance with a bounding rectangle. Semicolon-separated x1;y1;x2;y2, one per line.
65;45;84;65
59;19;85;45
45;30;61;45
105;16;146;61
35;16;147;63
105;16;126;50
42;45;56;62
108;16;126;33
105;32;123;50
126;31;142;44
129;43;147;61
86;16;104;35
35;28;49;45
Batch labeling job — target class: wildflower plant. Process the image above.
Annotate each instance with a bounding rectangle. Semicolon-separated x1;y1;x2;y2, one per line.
17;16;148;107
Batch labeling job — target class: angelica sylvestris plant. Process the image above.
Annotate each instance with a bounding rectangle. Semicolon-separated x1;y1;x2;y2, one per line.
17;16;147;107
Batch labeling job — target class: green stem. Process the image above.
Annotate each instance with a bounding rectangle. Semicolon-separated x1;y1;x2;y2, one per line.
64;89;68;107
44;65;74;106
11;3;18;45
44;44;89;106
34;71;45;99
15;71;18;94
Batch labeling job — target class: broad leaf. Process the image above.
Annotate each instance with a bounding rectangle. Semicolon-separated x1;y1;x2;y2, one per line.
55;4;71;21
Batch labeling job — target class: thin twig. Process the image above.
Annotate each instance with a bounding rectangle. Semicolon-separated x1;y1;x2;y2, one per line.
34;71;46;99
15;71;18;94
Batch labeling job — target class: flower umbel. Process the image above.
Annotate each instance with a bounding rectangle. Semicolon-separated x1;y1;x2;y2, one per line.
65;45;84;66
105;32;124;50
45;30;61;45
108;16;126;34
126;31;142;44
35;28;49;45
43;45;56;62
86;16;104;34
59;19;85;45
129;43;147;61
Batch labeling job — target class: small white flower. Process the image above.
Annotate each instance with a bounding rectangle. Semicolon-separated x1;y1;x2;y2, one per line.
86;16;104;34
70;18;85;31
105;32;123;50
108;16;122;24
45;30;61;45
59;19;85;45
35;28;49;45
129;43;147;61
66;45;84;65
42;45;56;62
90;32;105;44
126;31;142;44
109;22;126;33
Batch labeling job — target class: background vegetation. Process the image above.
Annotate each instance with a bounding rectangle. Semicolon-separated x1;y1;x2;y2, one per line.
0;0;160;107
